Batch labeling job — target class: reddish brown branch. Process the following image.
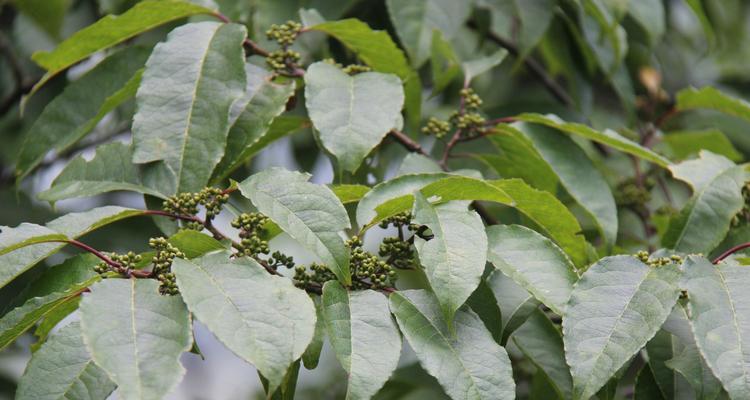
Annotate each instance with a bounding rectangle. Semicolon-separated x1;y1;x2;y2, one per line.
713;242;750;264
388;129;429;156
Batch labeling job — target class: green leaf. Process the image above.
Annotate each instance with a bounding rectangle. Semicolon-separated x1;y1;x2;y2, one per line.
38;142;167;203
514;0;556;58
80;279;191;400
166;230;226;258
0;206;145;289
683;0;715;45
513;310;573;400
389;290;515;400
322;282;401;399
28;0;215;97
385;0;471;67
0;275;99;351
430;30;460;94
486;224;577;316
683;255;750;399
517;122;618;248
515;114;671;167
462;49;508;85
412;193;488;323
635;365;667;400
132;21;247;194
465;280;503;344
676;86;750;123
563;255;682;400
644;330;676;400
664;151;747;253
308;19;422;130
172;252;316;391
212;63;296;181
16;322;115;400
305;62;404;172
0;223;66;257
331;184;370;204
663;129;742;162
16;46;148;180
627;0;665;46
486;270;540;344
492;179;589;267
13;0;69;39
239;168;351;284
302;295;325;370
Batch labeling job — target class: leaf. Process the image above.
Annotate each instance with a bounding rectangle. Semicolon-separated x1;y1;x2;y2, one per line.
486;224;577;316
309;19;421;130
513;310;573;400
16;46;149;180
664;151;747;253
28;0;215;97
430;30;460;94
683;0;714;45
514;0;556;58
563;255;682;400
166;230;226;258
16;322;115;400
676;86;750;123
635;365;667;400
239;168;351;283
38;142;167;203
172;252;316;391
132;21;247;194
0;206;144;289
517;122;618;247
486;269;540;344
0;276;99;351
305;62;404;172
322;282;401;399
389;290;515;400
412;193;488;322
627;0;665;46
683;255;750;399
79;279;191;400
515;114;671;167
644;330;676;400
663;130;742;162
212;63;296;181
302;295;325;370
465;280;503;344
331;184;371;204
13;0;69;39
0;223;66;256
385;0;471;67
461;49;508;84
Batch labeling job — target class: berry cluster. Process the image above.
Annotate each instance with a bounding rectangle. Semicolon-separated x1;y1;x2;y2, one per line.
266;20;302;47
293;262;335;289
421;117;451;139
635;250;683;267
163;187;229;229
379;237;415;270
232;213;271;258
267;250;295;271
94;251;142;275
347;236;397;289
342;64;371;75
422;87;487;140
615;177;655;216
149;237;185;295
267;49;301;73
460;88;483;109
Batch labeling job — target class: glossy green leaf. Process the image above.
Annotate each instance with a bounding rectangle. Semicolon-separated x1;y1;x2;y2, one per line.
305;62;404;172
16;322;115;400
29;0;215;96
563;255;682;400
389;290;515;400
132;21;247;194
80;279;191;400
322;282;401;399
385;0;470;67
239;168;351;284
675;86;750;122
172;252;316;391
513;310;573;399
17;46;148;180
663;129;742;162
518;122;618;247
0;206;144;289
515;114;671;167
38;142;167;203
664;151;747;253
486;269;540;344
486;224;577;316
683;255;750;399
413;193;488;322
331;184;370;204
212;63;295;182
0;276;98;351
308;18;422;131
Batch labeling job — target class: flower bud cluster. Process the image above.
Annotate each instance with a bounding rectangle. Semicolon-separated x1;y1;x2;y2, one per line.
163;187;229;229
348;236;396;290
266;20;302;47
293;262;336;289
149;237;185;295
635;250;683;268
94;251;142;275
267;49;301;73
421;117;451;139
232;213;270;258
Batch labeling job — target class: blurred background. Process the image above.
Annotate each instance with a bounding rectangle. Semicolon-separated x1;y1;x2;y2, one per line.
2;0;750;398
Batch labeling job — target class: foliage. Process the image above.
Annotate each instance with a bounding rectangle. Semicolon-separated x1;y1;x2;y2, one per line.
2;0;750;399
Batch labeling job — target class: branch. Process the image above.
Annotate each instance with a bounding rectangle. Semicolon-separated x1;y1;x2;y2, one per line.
388;129;428;156
713;242;750;264
467;20;575;108
212;12;270;57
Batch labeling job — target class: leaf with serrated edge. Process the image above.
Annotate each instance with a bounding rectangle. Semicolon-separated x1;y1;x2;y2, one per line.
487;224;577;316
80;279;191;400
305;61;404;172
172;252;316;392
132;21;247;194
389;290;515;400
684;255;750;399
239;168;351;284
412;193;487;323
322;282;401;399
563;255;681;400
16;322;115;400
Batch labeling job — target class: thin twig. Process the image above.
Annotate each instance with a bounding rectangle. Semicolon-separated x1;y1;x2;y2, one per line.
388;129;428;156
212;12;270;57
713;242;750;264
